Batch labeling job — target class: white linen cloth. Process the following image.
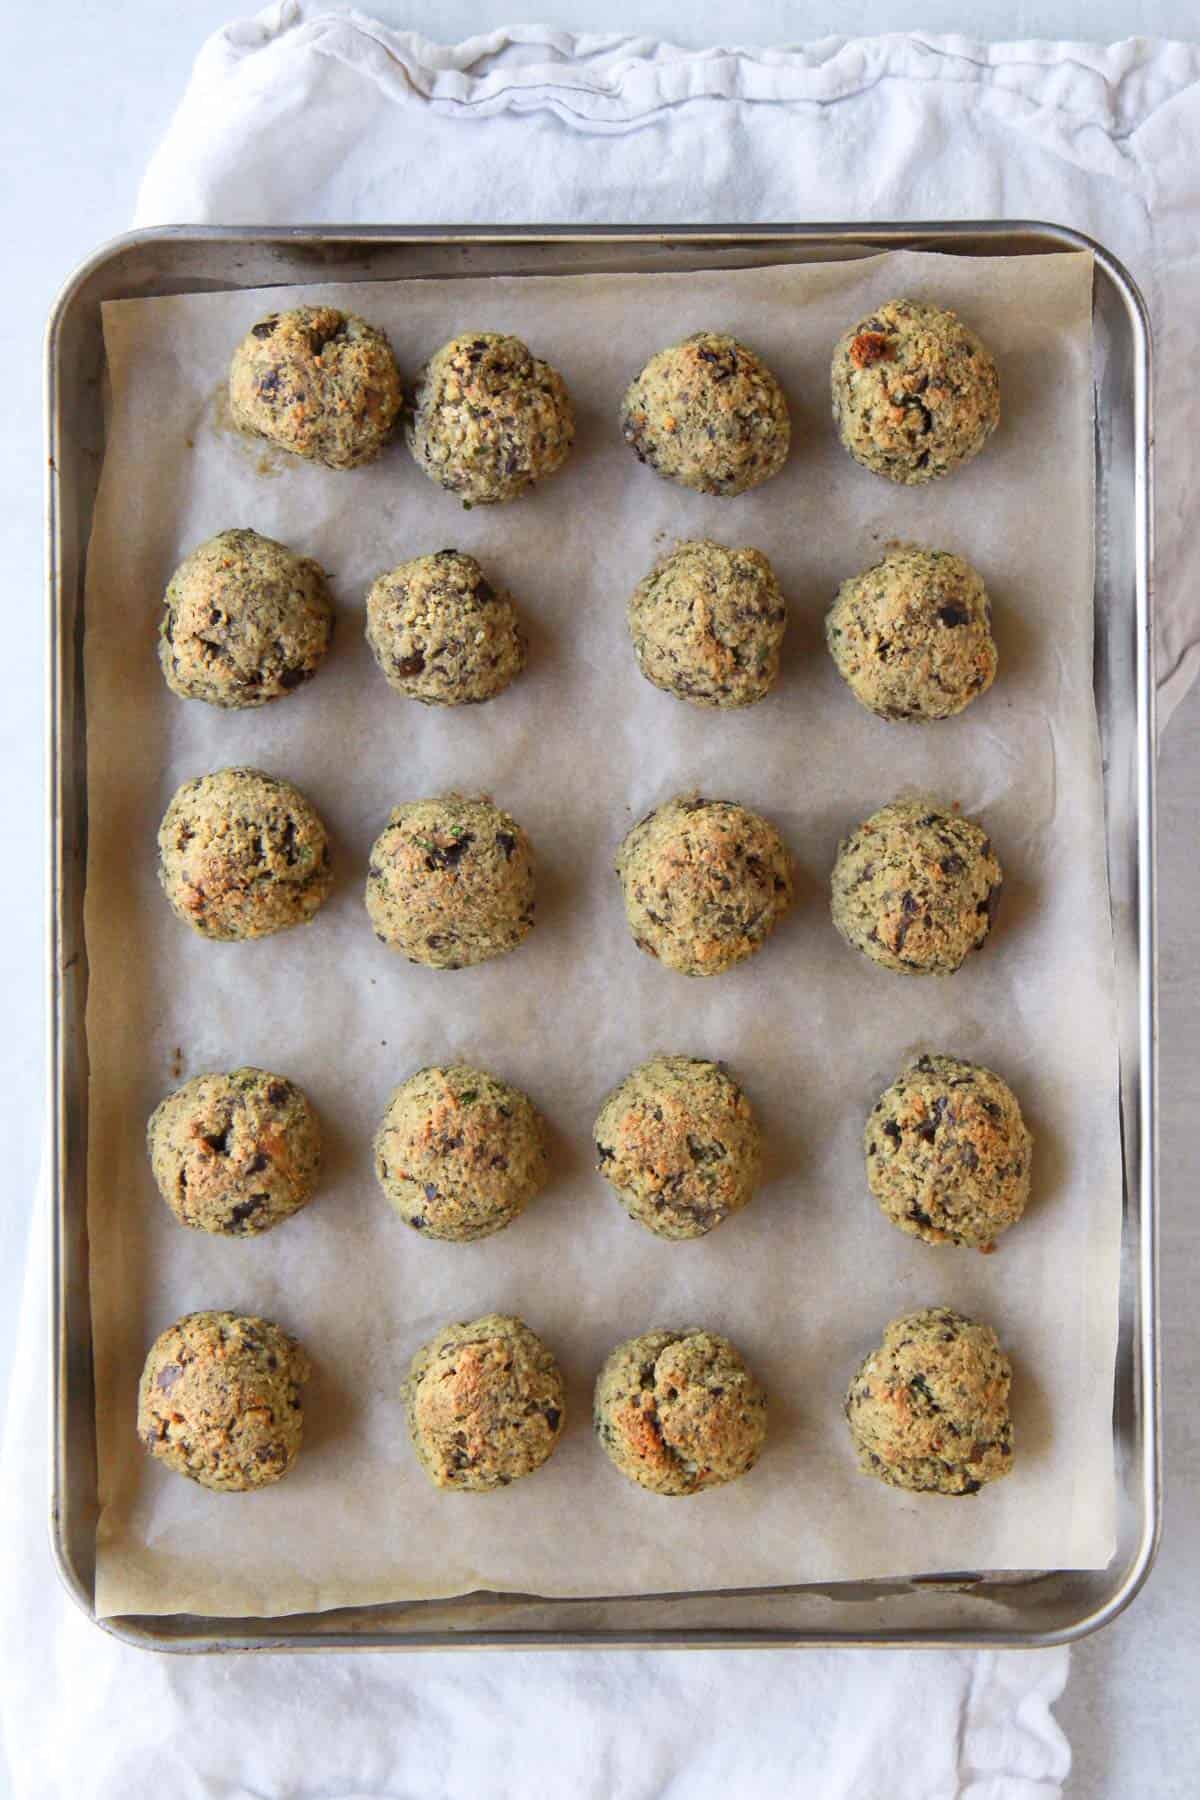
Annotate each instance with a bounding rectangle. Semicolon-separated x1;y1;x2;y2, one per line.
22;2;1200;1789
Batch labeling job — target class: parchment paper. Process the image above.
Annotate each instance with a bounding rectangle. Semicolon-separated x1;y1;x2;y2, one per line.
85;251;1119;1620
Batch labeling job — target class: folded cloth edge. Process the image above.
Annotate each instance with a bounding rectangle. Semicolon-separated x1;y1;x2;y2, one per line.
198;3;1200;129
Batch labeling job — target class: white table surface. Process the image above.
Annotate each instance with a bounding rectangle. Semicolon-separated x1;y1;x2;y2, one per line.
2;4;1197;1796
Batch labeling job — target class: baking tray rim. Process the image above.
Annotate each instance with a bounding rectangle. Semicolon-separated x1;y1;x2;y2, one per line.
45;218;1158;1651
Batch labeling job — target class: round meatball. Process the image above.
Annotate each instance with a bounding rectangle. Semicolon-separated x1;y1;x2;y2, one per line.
406;332;574;505
137;1310;311;1492
405;1314;565;1490
826;546;997;722
615;796;794;977
157;767;333;941
374;1063;548;1241
365;550;524;705
866;1054;1033;1251
620;332;790;496
830;798;1002;975
594;1328;767;1496
628;539;787;708
158;528;334;709
365;794;535;969
844;1306;1014;1495
594;1056;761;1240
229;306;404;470
147;1067;321;1237
831;297;1000;484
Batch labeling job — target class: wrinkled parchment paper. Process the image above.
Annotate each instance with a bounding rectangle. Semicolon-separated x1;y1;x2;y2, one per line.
86;251;1118;1619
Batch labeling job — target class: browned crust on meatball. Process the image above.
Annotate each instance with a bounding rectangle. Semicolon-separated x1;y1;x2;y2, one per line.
229;306;404;470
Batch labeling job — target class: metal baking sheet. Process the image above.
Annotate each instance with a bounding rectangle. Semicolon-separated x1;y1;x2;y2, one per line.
46;223;1157;1650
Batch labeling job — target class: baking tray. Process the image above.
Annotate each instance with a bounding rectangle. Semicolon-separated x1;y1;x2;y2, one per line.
46;222;1157;1650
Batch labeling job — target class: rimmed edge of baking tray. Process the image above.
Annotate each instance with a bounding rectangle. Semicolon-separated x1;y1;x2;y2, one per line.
46;220;1157;1651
